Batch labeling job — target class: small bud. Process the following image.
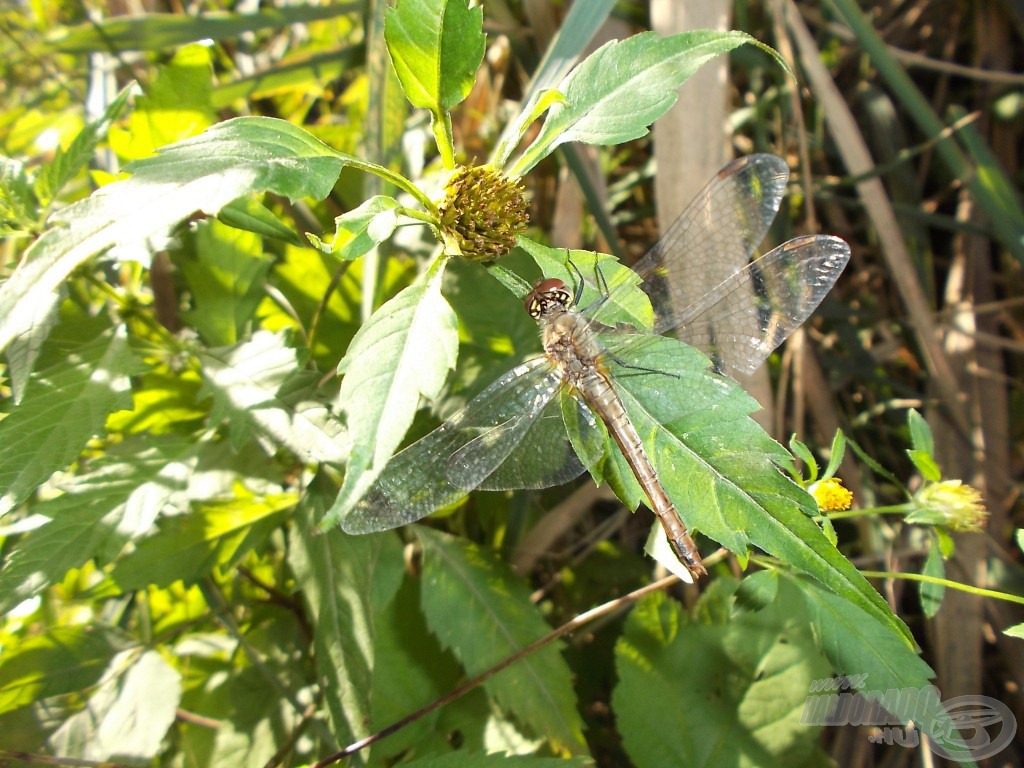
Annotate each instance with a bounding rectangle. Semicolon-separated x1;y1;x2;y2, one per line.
908;480;987;532
437;165;528;262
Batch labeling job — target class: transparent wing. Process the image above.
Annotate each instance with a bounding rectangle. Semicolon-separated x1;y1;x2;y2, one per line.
671;234;851;376
588;154;849;377
628;153;790;335
342;358;584;534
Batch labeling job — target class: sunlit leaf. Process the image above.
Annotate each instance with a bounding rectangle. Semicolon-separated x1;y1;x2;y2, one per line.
0;117;348;358
0;437;199;615
0;626;135;715
0;326;138;516
323;271;458;529
108;492;294;589
385;0;485;165
514;31;769;174
198;330;347;463
108;44;216;161
48;649;181;761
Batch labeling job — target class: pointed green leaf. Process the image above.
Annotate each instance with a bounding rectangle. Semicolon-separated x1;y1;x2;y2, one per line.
216;196;306;247
514;31;767;174
198;330;347;463
0;626;134;715
0;326;138;516
109;492;294;590
48;649;181;761
417;527;587;754
289;474;403;745
311;195;401;261
34;85;132;205
604;334;913;644
906;408;934;455
179;219;272;346
323;271;458;529
0;117;348;357
0;438;199;615
385;0;485;166
791;573;977;763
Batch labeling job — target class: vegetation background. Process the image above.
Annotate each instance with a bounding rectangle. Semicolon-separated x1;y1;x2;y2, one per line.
0;0;1021;766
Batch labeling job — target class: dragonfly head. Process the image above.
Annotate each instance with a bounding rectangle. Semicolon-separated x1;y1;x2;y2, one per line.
524;277;572;319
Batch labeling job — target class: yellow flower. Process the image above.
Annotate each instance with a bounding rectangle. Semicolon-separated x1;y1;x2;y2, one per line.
909;480;987;532
437;165;528;261
809;478;853;512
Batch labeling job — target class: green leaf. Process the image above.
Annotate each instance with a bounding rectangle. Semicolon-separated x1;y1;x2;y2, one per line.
289;473;403;745
417;527;587;754
823;429;847;479
0;438;198;616
0;326;138;516
178;219;273;346
322;271;458;529
385;0;485;167
0;626;134;715
517;236;654;329
791;573;977;764
198;330;347;463
216;196;306;247
788;436;818;481
0;117;348;357
46;4;357;52
613;578;833;767
48;649;181;761
34;85;132;206
907;449;942;482
108;492;294;590
1004;624;1024;640
0;155;38;235
906;408;934;455
602;334;913;644
513;31;761;175
108;44;216;162
310;194;401;261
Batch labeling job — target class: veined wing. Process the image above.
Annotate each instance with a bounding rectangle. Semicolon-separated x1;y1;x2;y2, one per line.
671;234;851;376
342;358;585;534
628;154;791;336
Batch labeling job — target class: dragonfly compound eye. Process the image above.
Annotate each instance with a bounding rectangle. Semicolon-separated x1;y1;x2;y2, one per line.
524;278;570;318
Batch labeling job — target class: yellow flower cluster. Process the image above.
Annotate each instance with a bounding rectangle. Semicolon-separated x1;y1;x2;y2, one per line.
808;478;853;512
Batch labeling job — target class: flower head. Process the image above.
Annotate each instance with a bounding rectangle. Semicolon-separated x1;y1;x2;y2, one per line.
908;480;987;532
437;165;528;261
808;477;853;512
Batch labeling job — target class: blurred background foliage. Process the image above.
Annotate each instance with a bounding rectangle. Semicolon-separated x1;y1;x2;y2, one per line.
0;0;1021;766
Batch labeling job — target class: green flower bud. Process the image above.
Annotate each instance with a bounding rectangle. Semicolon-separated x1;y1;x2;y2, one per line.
437;165;528;262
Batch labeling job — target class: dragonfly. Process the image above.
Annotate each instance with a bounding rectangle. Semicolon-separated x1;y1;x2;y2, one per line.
341;154;851;579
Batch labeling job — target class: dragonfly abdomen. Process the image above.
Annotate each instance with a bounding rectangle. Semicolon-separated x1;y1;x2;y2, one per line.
577;368;707;579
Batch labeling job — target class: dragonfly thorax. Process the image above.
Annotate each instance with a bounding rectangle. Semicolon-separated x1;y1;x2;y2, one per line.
524;277;572;319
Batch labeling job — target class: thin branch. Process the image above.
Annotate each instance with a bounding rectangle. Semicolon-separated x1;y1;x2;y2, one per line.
312;573;684;767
